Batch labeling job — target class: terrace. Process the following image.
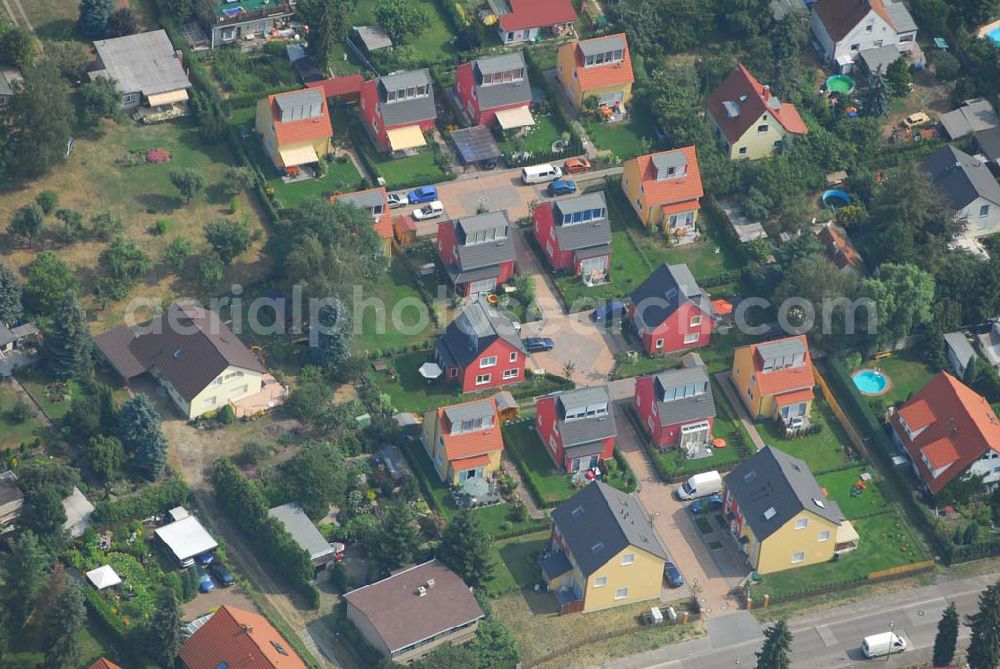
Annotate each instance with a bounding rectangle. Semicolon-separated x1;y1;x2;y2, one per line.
212;0;294;23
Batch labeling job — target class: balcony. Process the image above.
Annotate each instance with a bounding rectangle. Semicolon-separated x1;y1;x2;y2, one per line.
213;0;294;26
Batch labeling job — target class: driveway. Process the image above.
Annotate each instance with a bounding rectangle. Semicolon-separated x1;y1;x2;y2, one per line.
614;402;748;617
182;581;255;621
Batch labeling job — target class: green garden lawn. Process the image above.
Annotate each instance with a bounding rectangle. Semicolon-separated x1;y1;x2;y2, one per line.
0;383;45;449
371;351;465;414
353;259;437;355
498;115;567;155
584;103;660;160
351;0;459;63
368;149;448;190
816;467;888;520
867;352;936;407
487;531;550;595
758;399;854;474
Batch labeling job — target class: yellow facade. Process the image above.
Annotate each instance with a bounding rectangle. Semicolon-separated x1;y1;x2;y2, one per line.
547;541;665;613
556;42;633;111
706;108;793;161
158;364;264;420
254;97;332;170
421;409;502;484
730;345;814;421
736;510;840;574
620;159;701;229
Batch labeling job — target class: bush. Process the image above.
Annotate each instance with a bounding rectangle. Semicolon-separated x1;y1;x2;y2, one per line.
217;404;236;425
8;400;33;424
93;476;190;525
153;219;172;235
929;51;960;81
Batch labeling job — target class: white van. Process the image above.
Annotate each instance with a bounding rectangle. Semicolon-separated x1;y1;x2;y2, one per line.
521;163;562;184
675;471;723;500
862;632;906;658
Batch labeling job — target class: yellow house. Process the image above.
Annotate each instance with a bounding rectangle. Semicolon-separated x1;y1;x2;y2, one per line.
620;147;703;232
556;33;635;115
421;399;503;485
722;446;859;574
542;482;668;613
731;335;815;427
705;63;808;160
255;88;332;175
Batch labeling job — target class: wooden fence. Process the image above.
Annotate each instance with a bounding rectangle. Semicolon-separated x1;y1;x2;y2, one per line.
813;365;870;460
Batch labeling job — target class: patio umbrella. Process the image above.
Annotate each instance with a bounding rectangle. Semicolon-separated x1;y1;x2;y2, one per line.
461;477;490;499
418;362;443;379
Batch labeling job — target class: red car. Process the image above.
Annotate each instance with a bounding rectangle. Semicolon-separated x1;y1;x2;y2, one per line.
563;158;592;174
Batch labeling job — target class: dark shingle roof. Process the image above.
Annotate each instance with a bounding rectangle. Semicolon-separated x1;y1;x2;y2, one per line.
551;193;612;251
976;127;1000;161
629;263;710;330
436;299;525;369
651;366;716;427
474;52;531;111
377;69;436;126
578;34;625;57
553;386;617;447
723;446;844;542
923;145;1000;210
551;482;667;576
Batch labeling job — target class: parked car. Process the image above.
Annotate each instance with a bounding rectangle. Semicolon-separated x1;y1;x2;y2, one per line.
547;178;577;196
210;562;235;587
194;565;215;593
196;552;215;566
862;632;906;658
523;337;555;352
412;201;445;221
591;300;627;322
386;192;405;209
480;158;499;170
690;494;724;514
563;157;591;174
902;111;931;128
663;561;684;588
675;471;723;500
407;185;439;204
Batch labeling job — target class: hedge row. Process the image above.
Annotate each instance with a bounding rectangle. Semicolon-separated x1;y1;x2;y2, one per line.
210;458;321;608
502;423;555;510
93;476;191;525
225;124;283;222
82;583;142;657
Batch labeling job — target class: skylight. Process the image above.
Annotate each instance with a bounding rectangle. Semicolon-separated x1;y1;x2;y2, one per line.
813;498;825;508
763;507;777;520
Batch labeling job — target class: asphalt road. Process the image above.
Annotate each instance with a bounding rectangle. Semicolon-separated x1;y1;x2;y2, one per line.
608;572;999;669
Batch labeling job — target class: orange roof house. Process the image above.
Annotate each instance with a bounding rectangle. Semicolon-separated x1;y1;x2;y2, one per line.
89;659;124;669
179;605;306;669
731;335;815;424
818;226;864;271
307;74;364;103
706;64;808;160
330;187;394;257
556;33;634;112
621;147;704;232
254;88;333;174
891;372;1000;495
421;398;504;485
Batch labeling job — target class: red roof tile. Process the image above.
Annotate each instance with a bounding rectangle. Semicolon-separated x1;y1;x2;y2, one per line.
89;659;123;669
307;75;364;99
774;388;815;405
573;33;635;91
438;399;504;462
818;226;863;270
741;335;815;397
179;605;306;669
452;453;493;470
706;64;808;144
631;146;703;210
498;0;577;31
892;372;1000;493
270;92;333;147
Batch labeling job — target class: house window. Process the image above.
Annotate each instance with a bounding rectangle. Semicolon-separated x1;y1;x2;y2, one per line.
594;576;608;587
850;43;861;51
795;518;808;530
818;530;831;542
655;338;664;349
981;204;991;218
510;352;518;363
738;147;748;156
690;315;701;327
506;32;515;41
614;587;629;600
873;39;883;47
449;368;458;378
476;374;491;385
481;356;497;368
621;553;635;565
684;333;699;344
791;552;805;563
123;93;139;104
899;34;914;42
757;124;768;134
503;368;519;379
865;23;873;32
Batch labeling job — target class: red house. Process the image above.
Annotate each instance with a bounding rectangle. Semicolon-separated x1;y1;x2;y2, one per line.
890;372;1000;495
436;298;526;393
532;192;612;284
536;385;617;472
628;263;712;356
359;69;437;153
330;187;394;257
633;353;716;449
455;52;534;130
437;211;516;298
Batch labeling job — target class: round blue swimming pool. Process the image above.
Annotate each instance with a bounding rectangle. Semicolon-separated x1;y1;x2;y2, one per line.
852;369;889;395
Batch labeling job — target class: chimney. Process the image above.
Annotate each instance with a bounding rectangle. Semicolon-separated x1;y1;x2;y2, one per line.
762;84;770;98
427;578;436;588
241;624;254;634
417;586;428;597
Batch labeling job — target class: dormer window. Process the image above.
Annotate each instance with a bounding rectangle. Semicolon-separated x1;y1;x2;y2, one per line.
559;206;605;226
480;68;525;86
451;414;494;435
563;401;609;420
660;380;706;402
584;49;624;67
385;83;429;103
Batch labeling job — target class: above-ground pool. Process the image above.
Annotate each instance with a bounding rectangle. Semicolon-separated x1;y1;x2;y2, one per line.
826;75;855;95
822;189;852;209
988;27;1000;46
853;369;890;396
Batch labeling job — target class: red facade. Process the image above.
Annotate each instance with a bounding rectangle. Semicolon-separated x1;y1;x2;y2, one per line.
532;203;611;275
444;338;525;393
437;220;516;296
359;80;437;152
630;299;712;356
455;62;531;127
535;395;616;472
632;375;715;448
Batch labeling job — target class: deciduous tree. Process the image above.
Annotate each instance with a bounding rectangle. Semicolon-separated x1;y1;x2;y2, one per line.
0;21;35;69
4;62;73;179
97;237;152;300
205;219;252;264
374;0;429;44
162;236;195;274
105;7;137;37
86;435;125;483
9;203;44;247
24;252;79;316
78;77;121;126
0;261;22;324
169;168;206;204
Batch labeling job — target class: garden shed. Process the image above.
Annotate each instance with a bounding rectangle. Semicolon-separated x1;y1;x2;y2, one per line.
154;513;218;567
86;565;122;591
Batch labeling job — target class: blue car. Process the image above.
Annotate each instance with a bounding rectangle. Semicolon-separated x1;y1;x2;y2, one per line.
407;185;439;204
196;552;215;566
591;300;627;322
210;563;235;587
194;565;215;593
690;494;724;514
523;337;555;353
664;561;684;588
547;179;577;196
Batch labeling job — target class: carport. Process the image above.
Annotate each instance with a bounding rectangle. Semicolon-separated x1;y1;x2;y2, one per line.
451;125;501;165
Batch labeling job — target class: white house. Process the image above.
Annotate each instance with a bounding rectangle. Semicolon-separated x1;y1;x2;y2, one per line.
810;0;917;73
924;145;1000;250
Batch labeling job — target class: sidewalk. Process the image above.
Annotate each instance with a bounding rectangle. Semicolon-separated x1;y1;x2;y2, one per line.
713;371;765;451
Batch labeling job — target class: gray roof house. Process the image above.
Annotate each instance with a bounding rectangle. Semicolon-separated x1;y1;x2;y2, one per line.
629;263;711;334
550;193;612;255
90;30;192;110
470;52;532;111
440;211;516;291
0;68;21;104
269;503;337;568
945;331;977;378
923;145;1000;246
940;98;999;140
538;386;617;470
436;298;526;373
353;25;393;52
648;365;717;429
976;322;1000;371
975;127;1000;166
375;69;437;127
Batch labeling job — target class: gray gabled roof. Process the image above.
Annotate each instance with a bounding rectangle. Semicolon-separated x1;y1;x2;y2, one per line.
457;211;508;238
454;238;516;271
551;482;668;577
268;503;335;562
353;25;393;51
651;151;687;173
629;263;710;331
436;299;525;369
723;446;844;542
651;366;716;427
859;45;903;74
940;99;999;139
92;30;191;96
757;337;807;363
473;52;531;111
337;189;384;210
884;0;917;33
444;400;495;425
552;193;612;251
274;88;324;120
451;212;516;271
578;34;625;57
923;145;1000;210
475;52;526;77
944;331;976;370
553;386;617;447
976;127;1000;162
555;192;606;217
377;69;436;126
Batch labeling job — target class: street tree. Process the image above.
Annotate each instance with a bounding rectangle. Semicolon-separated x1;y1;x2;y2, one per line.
967;580;1000;669
933;602;959;668
755;619;792;669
